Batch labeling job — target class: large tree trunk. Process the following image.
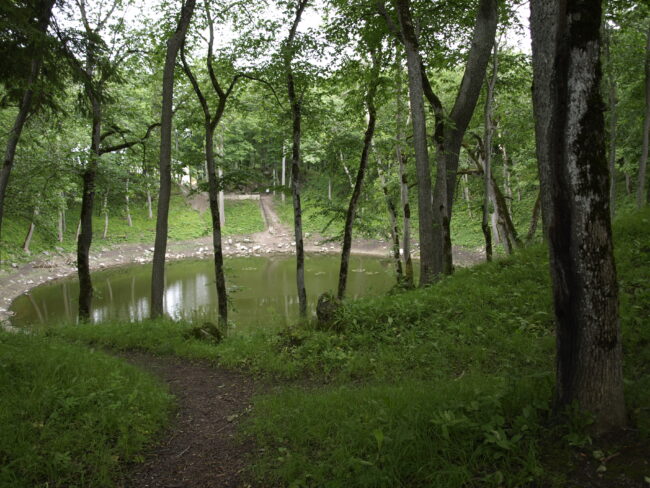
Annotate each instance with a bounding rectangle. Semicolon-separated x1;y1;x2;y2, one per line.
0;0;55;247
151;0;196;318
530;0;626;434
636;26;650;208
338;56;380;299
431;0;498;275
285;0;309;316
394;0;436;286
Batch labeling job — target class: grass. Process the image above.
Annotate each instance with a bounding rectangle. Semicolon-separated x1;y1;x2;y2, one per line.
0;188;265;269
30;208;650;487
0;331;172;488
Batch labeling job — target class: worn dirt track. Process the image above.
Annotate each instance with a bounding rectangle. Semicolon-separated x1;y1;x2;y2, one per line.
119;352;261;488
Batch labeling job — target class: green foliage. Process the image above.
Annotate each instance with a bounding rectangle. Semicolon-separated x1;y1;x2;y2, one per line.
0;332;172;487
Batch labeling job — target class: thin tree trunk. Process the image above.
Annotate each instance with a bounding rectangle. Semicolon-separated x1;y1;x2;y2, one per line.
526;189;542;243
338;73;379;299
102;191;109;239
328;176;332;201
151;0;196;319
341;151;355;190
125;177;133;227
75;219;81;242
281;150;286;203
23;208;38;254
636;25;650;208
394;0;436;286
0;0;55;247
179;1;231;326
482;43;498;260
378;161;403;281
463;174;473;218
58;211;64;242
530;0;626;434
395;49;414;287
285;0;309;316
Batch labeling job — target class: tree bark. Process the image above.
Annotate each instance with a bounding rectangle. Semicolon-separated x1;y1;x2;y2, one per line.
395;53;414;287
377;160;403;282
125;177;133;227
525;189;542;243
431;0;498;275
530;0;626;434
77;92;101;321
0;0;55;248
338;51;380;299
394;0;436;286
636;25;650;208
179;1;236;327
285;0;309;316
23;207;38;254
151;0;196;318
102;191;109;239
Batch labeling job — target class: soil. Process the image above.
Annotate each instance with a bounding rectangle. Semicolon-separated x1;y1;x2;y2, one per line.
118;351;262;488
0;194;484;326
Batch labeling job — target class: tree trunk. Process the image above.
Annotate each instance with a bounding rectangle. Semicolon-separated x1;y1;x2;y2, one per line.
58;211;64;242
281;150;286;203
482;43;498;261
431;0;498;276
23;208;38;254
463;174;473;218
341;151;355;190
530;0;626;434
77;93;101;321
394;0;436;286
338;52;380;299
636;25;650;208
125;177;133;227
525;190;542;243
328;176;332;201
285;0;309;316
395;48;414;287
102;191;109;239
378;161;403;282
151;0;196;318
0;0;55;247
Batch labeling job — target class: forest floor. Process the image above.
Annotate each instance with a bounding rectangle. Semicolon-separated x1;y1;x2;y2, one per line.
0;194;482;325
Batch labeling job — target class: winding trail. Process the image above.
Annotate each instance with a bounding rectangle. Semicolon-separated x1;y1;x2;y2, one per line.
121;352;261;488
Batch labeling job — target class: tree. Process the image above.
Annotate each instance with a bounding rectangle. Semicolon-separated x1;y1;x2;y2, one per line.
180;0;243;326
0;0;57;252
382;0;497;281
283;0;309;317
636;24;650;208
530;0;626;434
151;0;196;319
337;47;381;300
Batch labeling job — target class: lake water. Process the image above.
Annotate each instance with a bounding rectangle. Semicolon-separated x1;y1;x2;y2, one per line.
10;255;400;333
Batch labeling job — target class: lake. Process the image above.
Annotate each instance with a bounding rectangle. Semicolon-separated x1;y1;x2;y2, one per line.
10;254;400;333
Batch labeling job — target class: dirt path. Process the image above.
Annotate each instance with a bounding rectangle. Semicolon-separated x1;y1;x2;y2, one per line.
120;352;261;488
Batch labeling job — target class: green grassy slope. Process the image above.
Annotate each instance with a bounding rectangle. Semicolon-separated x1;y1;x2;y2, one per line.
0;333;172;487
0;189;265;268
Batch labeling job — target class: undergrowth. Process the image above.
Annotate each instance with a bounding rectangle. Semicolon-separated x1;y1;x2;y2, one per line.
0;332;172;488
39;208;650;487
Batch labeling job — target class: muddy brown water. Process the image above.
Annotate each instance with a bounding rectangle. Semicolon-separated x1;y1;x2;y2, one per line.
10;254;404;332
